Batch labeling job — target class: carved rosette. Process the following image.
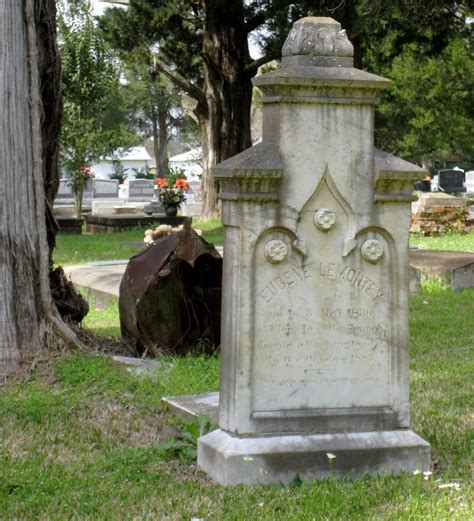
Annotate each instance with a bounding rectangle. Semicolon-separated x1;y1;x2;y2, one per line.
264;239;289;264
361;239;384;264
314;208;336;231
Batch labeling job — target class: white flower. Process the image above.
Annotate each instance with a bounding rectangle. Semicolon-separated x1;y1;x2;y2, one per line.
413;469;422;475
423;471;433;480
243;455;254;462
326;453;336;460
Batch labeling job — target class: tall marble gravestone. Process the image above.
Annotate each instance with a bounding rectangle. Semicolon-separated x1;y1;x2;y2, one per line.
198;17;430;485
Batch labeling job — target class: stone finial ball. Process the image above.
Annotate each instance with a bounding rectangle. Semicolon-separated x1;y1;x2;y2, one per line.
282;17;354;58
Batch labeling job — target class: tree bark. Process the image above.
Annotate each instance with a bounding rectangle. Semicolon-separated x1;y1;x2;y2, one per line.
157;105;169;178
36;0;63;259
0;0;84;373
148;2;281;219
0;0;44;370
151;108;160;174
198;0;255;219
151;106;169;179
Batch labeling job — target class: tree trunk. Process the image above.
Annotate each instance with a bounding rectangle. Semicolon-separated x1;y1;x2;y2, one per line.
199;0;255;219
0;0;84;373
0;0;44;370
151;108;160;175
157;106;169;178
75;178;84;218
36;0;63;261
151;106;169;179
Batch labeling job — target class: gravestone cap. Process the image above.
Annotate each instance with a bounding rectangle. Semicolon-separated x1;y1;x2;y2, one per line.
282;17;354;67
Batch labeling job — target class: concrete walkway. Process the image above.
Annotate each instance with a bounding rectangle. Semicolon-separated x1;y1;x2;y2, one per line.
64;261;127;309
64;245;224;309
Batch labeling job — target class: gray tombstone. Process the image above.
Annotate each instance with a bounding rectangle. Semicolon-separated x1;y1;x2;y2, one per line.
82;179;93;207
93;179;119;198
55;179;74;201
197;17;430;485
438;169;466;193
128;179;155;201
55;178;93;208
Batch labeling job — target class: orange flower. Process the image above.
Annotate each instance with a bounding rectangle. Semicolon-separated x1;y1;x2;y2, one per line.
155;178;168;188
174;178;189;190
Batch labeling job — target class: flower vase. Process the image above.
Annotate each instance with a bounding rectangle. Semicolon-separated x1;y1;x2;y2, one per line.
165;205;178;217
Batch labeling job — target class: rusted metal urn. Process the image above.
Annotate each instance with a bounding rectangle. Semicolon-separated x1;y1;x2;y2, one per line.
119;220;222;355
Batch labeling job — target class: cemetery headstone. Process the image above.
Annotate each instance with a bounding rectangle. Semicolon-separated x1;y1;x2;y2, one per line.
197;17;430;485
465;171;474;193
437;169;466;193
93;179;119;198
82;179;93;204
56;179;74;201
128;179;155;202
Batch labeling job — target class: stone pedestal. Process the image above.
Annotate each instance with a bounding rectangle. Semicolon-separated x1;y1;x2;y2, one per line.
198;17;430;485
199;430;429;485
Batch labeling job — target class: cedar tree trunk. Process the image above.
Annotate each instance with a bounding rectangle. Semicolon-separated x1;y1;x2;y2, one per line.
157;105;169;178
0;0;84;372
0;0;43;370
151;106;169;179
198;0;255;219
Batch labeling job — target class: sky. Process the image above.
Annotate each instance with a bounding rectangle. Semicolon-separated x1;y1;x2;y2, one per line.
91;1;127;17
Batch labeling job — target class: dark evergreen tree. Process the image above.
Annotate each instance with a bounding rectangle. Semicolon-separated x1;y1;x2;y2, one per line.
100;0;473;216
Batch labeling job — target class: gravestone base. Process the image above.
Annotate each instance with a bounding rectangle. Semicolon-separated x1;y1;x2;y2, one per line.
85;214;185;233
56;216;83;234
198;429;430;486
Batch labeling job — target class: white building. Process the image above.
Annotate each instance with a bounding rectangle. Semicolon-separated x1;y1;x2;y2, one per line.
169;148;203;182
90;146;153;180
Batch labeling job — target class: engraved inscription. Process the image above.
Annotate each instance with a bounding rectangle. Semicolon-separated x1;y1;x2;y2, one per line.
252;212;391;412
259;266;311;303
259;260;384;304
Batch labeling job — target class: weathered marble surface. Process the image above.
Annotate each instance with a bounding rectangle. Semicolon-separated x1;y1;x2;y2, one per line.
198;17;430;485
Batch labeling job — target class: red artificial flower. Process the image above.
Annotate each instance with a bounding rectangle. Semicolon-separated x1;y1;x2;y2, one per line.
155;178;168;188
174;178;189;190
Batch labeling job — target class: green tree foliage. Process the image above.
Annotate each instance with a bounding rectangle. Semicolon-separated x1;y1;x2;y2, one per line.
376;38;474;161
99;0;303;217
119;48;197;178
99;1;473;217
59;0;138;216
354;1;473;162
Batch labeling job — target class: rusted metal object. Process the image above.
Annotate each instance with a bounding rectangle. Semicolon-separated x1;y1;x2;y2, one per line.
119;219;222;355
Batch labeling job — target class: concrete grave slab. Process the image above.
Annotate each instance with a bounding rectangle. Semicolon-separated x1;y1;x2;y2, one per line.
410;250;474;290
162;392;219;422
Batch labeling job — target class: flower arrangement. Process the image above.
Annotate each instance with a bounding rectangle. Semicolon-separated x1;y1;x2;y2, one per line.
155;177;189;208
80;166;93;180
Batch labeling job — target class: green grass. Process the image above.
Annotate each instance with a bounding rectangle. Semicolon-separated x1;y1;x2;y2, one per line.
0;283;472;519
410;231;474;252
54;219;224;266
82;298;121;338
55;222;473;267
